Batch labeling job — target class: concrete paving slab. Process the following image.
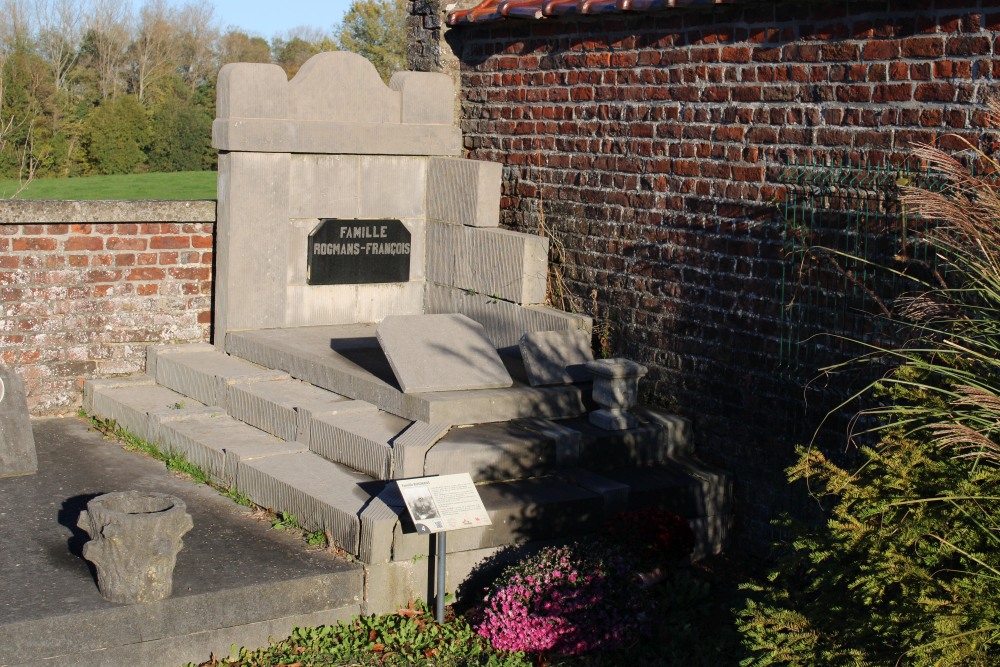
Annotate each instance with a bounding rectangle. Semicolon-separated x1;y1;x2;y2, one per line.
376;314;513;393
0;417;363;667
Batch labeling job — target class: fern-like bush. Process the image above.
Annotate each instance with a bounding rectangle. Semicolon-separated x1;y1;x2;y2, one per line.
738;121;1000;666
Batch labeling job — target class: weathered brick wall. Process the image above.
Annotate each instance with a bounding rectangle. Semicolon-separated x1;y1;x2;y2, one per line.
0;201;215;414
442;0;1000;549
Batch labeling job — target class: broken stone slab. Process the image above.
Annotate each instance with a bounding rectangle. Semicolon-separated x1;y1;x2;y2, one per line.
519;330;595;387
77;491;193;604
0;366;36;477
376;314;513;393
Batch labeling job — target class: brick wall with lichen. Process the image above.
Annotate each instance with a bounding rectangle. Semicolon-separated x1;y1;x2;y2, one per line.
0;202;214;414
440;0;1000;549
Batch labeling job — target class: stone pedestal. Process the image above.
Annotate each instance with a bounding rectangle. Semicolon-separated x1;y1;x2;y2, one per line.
585;358;648;431
77;491;193;604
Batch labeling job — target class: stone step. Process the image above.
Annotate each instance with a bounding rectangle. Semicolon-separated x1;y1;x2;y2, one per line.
423;421;561;482
148;344;289;410
233;450;397;563
308;409;412;480
228;377;376;444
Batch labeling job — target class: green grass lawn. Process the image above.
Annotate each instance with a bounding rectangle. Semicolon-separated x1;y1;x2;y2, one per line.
0;171;217;200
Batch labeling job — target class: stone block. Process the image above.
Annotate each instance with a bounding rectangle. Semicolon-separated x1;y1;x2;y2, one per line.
519;330;595;386
215;151;291;340
235;452;371;555
392;421;451;478
158;414;306;487
423;283;592;348
308;410;410;480
153;349;287;409
83;375;157;414
289;52;400;124
389;72;455;125
514;417;582;466
558;468;629;514
215;62;288;121
227;379;355;443
377;314;513;393
85;382;210;444
423;421;556;482
288;155;360;220
427;221;548;304
359;157;427;219
0;366;35;477
635;407;694;458
284;282;425;327
357;483;405;564
145;342;214;379
426;157;501;228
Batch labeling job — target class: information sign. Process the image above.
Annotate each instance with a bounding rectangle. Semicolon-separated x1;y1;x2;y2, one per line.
397;473;491;535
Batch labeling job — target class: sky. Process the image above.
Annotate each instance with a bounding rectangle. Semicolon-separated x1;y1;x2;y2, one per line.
162;0;355;40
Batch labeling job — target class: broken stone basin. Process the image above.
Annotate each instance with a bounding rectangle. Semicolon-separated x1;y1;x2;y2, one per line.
77;490;193;604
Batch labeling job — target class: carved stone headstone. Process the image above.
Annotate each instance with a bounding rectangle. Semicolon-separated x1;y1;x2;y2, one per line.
77;490;193;604
0;365;37;477
377;313;513;393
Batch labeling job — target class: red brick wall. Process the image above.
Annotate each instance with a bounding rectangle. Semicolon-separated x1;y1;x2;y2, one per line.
447;0;999;547
0;202;215;414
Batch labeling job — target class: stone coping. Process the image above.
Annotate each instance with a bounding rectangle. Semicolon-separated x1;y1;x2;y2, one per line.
0;199;217;224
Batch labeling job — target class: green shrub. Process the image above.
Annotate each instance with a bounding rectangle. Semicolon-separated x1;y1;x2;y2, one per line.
738;120;1000;666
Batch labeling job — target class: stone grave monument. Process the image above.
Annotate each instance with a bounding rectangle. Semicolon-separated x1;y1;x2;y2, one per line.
84;52;732;613
0;365;36;477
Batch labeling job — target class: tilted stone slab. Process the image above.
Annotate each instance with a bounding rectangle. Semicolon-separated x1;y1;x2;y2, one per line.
423;283;592;348
158;415;306;487
424;422;557;482
84;380;212;444
227;379;360;444
226;326;587;424
0;366;35;477
377;314;513;393
392;475;604;561
426;157;501;228
235;452;373;556
427;221;548;305
153;349;288;410
393;421;451;479
309;410;411;480
519;330;595;386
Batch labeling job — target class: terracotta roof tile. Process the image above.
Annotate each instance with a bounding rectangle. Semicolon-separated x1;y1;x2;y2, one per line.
448;0;739;25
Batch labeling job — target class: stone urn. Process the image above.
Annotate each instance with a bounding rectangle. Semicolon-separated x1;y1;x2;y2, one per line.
585;358;648;430
77;490;193;604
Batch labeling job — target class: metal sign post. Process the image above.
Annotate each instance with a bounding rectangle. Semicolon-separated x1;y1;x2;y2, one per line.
396;473;490;624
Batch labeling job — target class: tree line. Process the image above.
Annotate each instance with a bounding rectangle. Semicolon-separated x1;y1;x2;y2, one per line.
0;0;406;181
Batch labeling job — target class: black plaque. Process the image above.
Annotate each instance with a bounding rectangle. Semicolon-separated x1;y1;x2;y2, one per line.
307;219;411;285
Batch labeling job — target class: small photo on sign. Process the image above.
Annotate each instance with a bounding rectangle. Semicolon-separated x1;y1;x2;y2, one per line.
400;485;440;520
